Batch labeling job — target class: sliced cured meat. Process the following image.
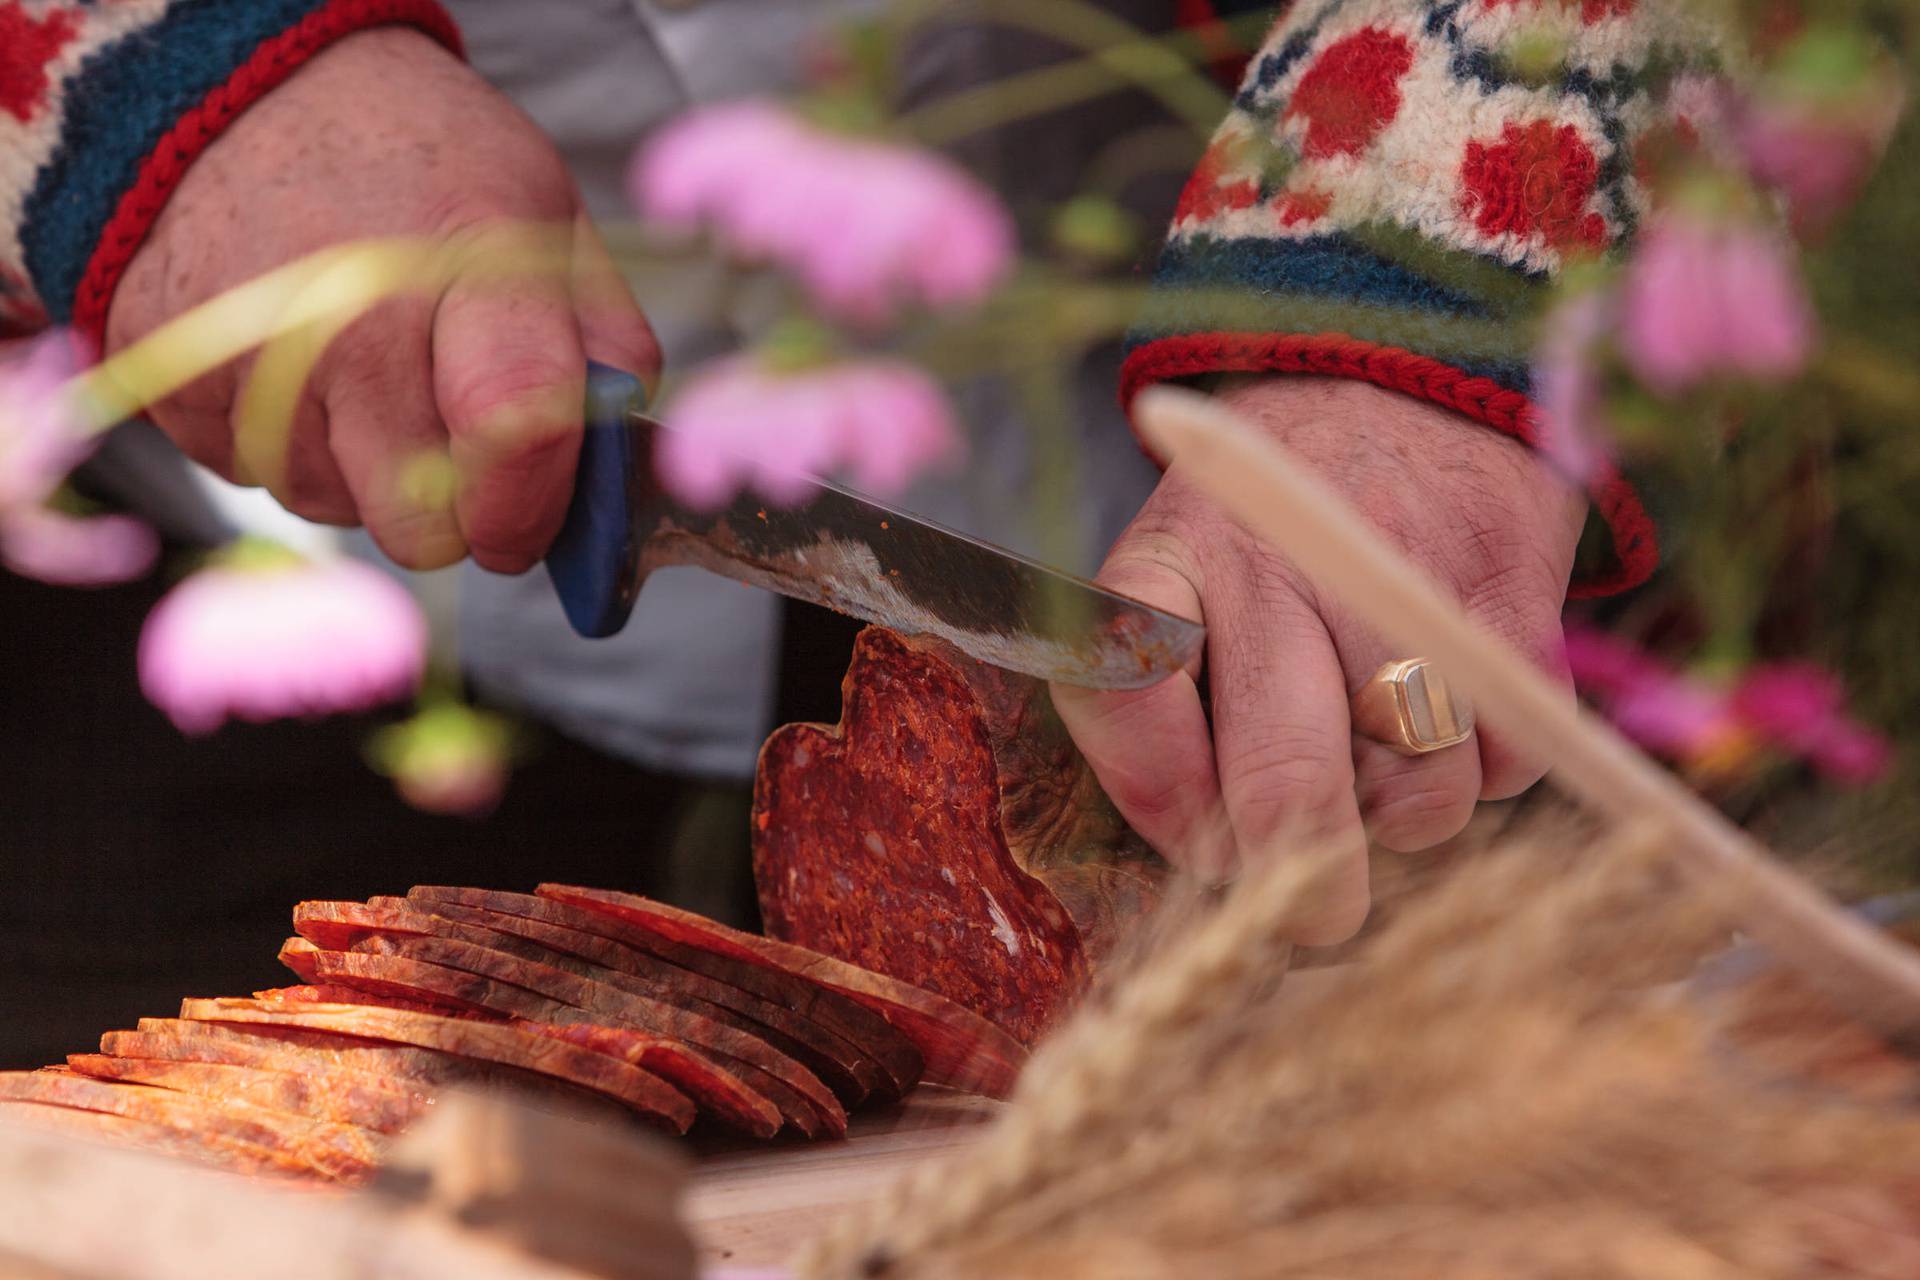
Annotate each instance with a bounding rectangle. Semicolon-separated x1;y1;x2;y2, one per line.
252;981;473;1017
65;1054;426;1135
753;628;1165;1046
334;935;844;1137
407;885;920;1098
541;884;1027;1098
0;1098;281;1176
177;1000;696;1133
514;1022;780;1139
291;900;439;950
356;894;886;1106
286;944;786;1136
123;1020;628;1125
0;1069;377;1181
103;1027;436;1107
289;945;524;1020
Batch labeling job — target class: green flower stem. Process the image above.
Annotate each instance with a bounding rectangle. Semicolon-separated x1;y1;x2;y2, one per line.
888;0;1266;143
76;230;582;441
1008;329;1088;578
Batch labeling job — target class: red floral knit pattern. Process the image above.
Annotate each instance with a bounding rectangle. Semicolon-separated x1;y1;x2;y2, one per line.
0;4;78;124
1484;0;1637;23
1284;26;1415;159
1132;0;1728;594
1459;120;1608;255
70;0;461;343
1172;138;1263;224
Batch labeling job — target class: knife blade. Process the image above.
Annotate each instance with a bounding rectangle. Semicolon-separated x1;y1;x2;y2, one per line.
541;363;1205;690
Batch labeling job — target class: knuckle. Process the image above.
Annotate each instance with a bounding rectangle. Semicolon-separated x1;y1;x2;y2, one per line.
1109;767;1199;830
442;355;580;438
1224;737;1350;842
368;504;466;570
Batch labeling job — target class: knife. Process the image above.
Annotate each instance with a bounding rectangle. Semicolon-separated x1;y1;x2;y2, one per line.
541;362;1205;690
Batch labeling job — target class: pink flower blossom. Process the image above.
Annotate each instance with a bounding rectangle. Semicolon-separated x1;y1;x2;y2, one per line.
659;356;961;509
1;506;159;586
1618;212;1815;396
1563;624;1890;784
1532;291;1613;486
633;102;1015;323
369;703;511;818
1729;663;1892;784
138;544;427;734
1730;55;1905;238
0;330;157;587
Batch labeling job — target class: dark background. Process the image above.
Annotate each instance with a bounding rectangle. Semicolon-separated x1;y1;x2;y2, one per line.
0;564;858;1068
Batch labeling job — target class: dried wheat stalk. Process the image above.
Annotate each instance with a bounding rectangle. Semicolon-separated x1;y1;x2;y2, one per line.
805;822;1920;1279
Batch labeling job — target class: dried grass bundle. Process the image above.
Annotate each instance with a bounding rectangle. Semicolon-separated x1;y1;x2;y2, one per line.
804;821;1920;1279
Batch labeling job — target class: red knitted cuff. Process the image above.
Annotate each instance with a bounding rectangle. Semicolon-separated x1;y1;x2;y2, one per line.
70;0;464;346
1119;331;1658;598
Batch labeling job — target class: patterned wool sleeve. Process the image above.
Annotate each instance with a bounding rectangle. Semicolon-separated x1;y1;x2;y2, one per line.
1123;0;1732;597
0;0;461;342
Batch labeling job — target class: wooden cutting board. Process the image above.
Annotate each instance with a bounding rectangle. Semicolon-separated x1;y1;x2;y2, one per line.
686;1088;1003;1270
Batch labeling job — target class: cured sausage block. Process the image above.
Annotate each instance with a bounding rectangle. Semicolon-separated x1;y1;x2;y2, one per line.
543;883;1028;1098
178;1000;697;1133
753;627;1165;1045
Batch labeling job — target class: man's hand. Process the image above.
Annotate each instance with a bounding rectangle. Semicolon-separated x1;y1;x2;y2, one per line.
1056;376;1586;942
107;28;660;572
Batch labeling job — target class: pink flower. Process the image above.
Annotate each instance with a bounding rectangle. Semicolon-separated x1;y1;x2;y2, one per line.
369;703;512;818
1730;663;1892;784
0;330;157;587
658;356;961;509
1564;624;1890;784
1737;102;1888;236
1618;212;1815;396
1532;291;1613;486
138;542;427;734
1609;677;1732;758
1565;624;1735;758
633;102;1015;323
1;506;160;586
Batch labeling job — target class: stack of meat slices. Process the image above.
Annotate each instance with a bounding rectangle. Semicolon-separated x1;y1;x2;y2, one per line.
0;885;1027;1183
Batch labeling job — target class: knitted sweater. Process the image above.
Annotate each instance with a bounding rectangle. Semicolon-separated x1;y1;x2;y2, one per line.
0;0;459;343
1128;0;1733;595
3;0;1708;595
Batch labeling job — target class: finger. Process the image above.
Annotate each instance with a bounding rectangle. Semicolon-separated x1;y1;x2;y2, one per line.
1475;623;1574;800
1052;536;1236;882
1464;580;1574;801
1339;636;1482;853
270;392;359;526
432;224;585;574
145;367;243;481
227;339;361;525
1208;544;1370;944
570;210;663;389
1351;734;1481;853
321;299;466;568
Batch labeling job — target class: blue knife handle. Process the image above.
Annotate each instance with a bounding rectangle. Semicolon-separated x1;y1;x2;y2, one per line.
546;360;647;639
